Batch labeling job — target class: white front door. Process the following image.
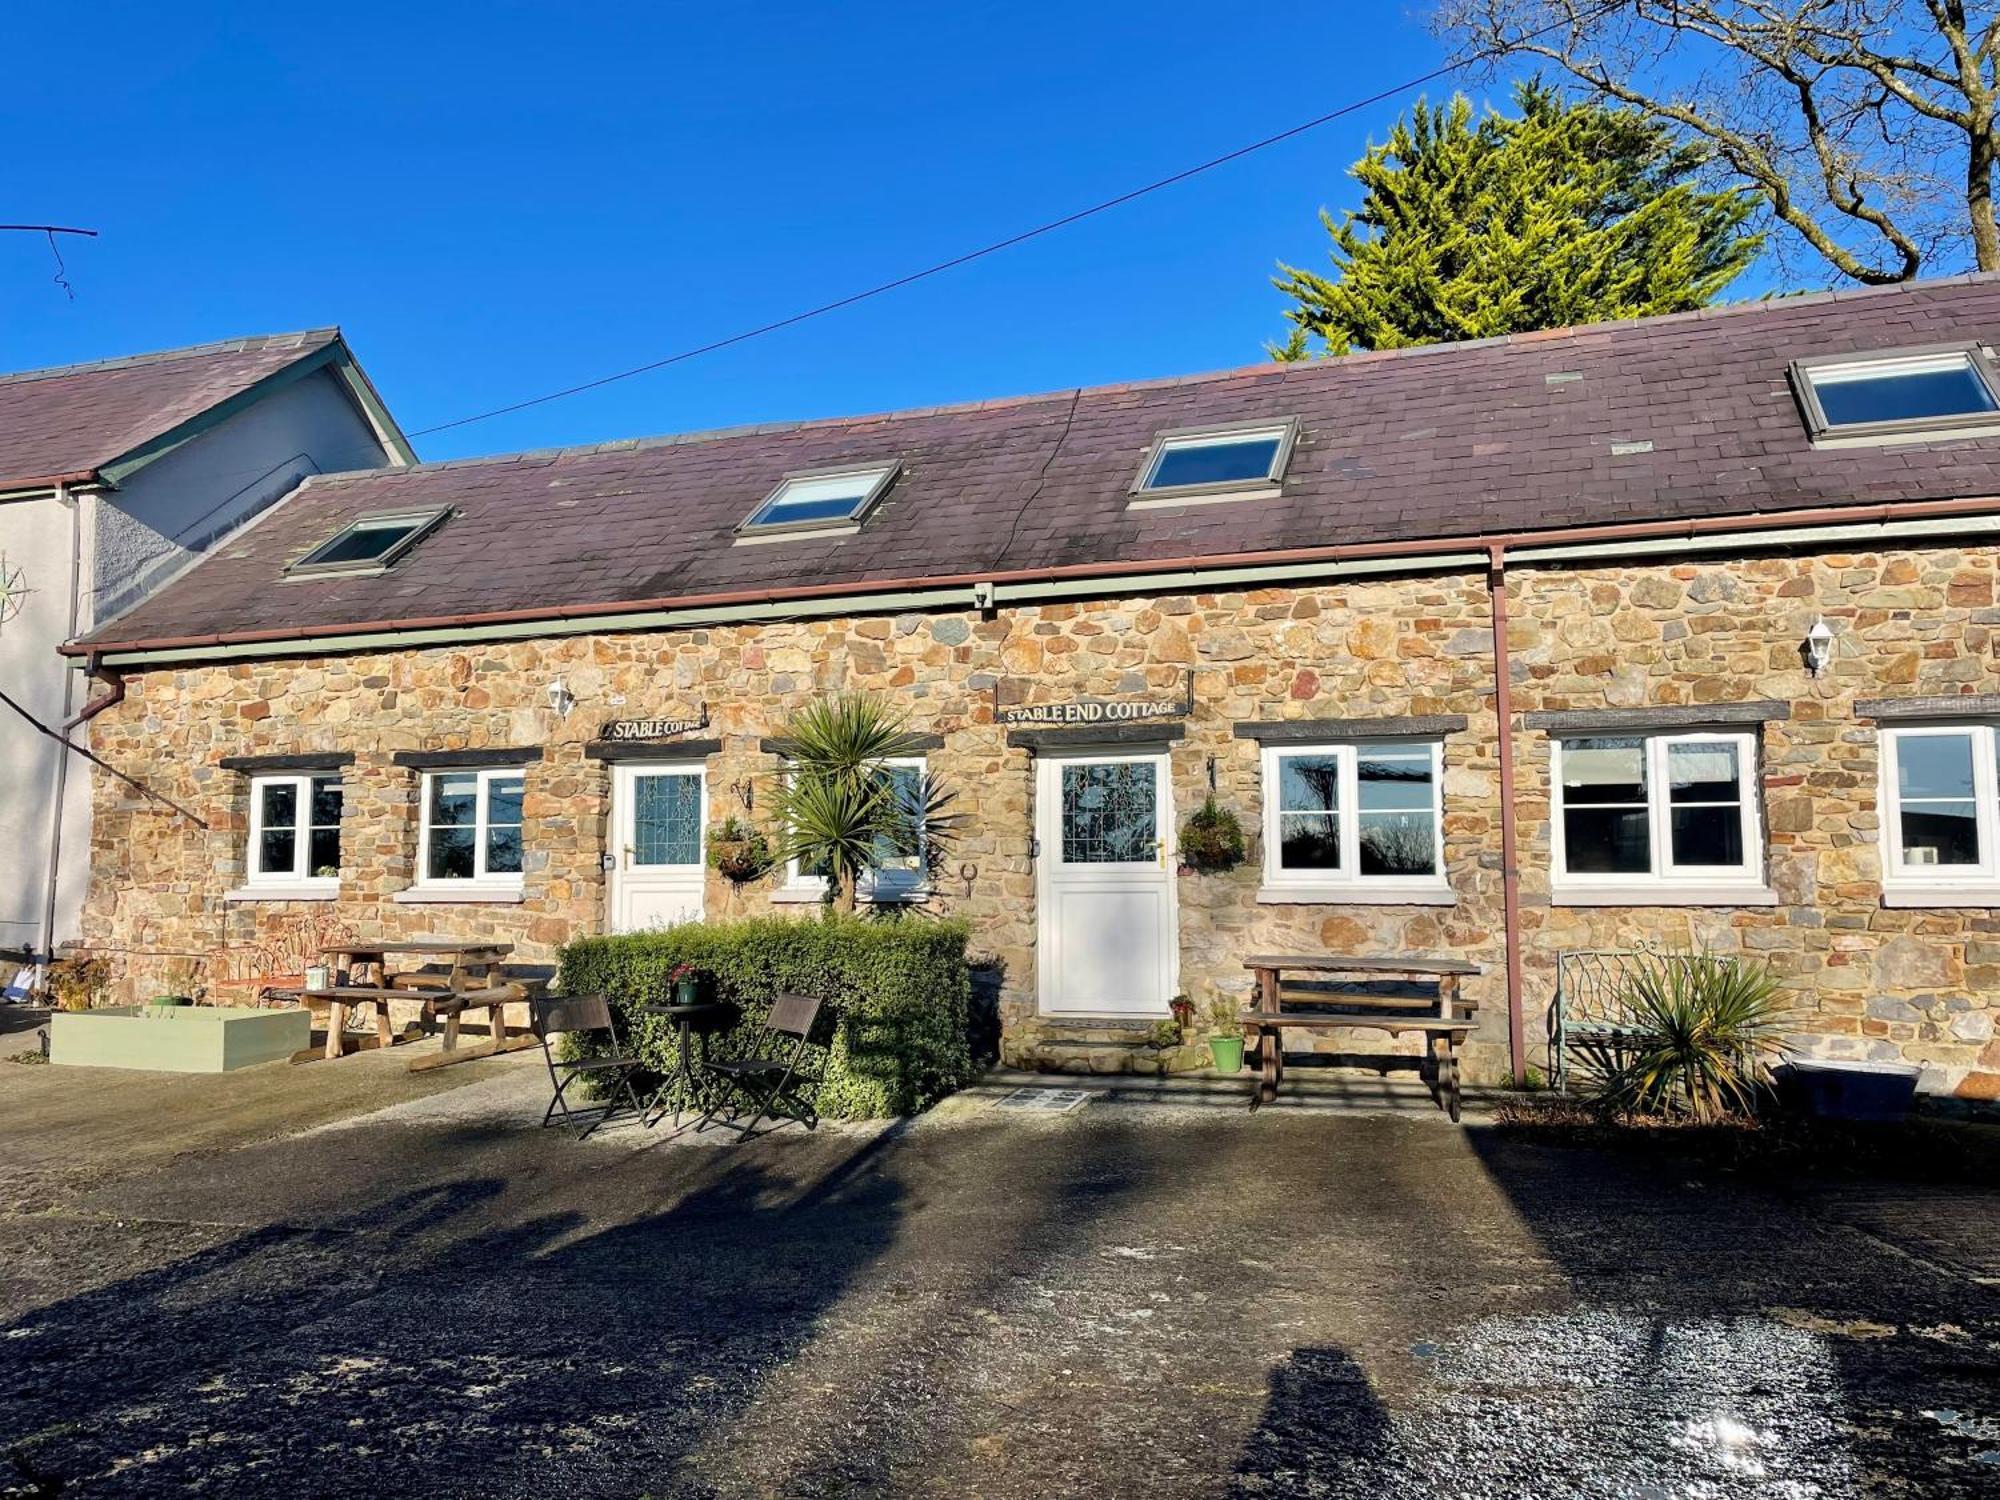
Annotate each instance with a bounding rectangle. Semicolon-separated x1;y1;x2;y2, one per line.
609;762;707;933
1036;752;1177;1016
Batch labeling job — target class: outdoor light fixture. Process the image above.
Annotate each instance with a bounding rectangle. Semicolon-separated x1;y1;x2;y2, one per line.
1803;618;1834;676
546;676;575;717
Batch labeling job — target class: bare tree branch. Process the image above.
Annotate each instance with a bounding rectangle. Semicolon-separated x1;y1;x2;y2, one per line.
1437;0;2000;280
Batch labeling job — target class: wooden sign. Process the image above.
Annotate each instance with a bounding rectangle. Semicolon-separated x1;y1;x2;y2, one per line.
999;698;1184;728
996;672;1194;728
601;704;708;742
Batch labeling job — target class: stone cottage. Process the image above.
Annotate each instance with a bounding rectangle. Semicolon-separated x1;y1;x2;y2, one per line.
59;276;2000;1097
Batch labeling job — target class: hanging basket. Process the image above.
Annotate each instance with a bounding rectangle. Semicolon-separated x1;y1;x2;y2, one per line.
706;819;772;884
1177;796;1246;875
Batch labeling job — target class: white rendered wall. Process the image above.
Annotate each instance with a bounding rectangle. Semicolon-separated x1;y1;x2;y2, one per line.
0;364;398;958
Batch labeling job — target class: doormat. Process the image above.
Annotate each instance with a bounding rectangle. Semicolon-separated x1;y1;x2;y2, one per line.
992;1087;1092;1114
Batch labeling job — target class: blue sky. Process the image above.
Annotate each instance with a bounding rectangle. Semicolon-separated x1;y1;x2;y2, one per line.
5;4;1634;460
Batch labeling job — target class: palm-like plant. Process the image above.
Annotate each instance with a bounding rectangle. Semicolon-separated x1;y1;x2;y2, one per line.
1587;950;1793;1123
765;694;961;912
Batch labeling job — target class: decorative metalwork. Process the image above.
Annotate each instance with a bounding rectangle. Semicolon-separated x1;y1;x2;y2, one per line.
0;556;31;633
1060;763;1157;864
632;773;702;865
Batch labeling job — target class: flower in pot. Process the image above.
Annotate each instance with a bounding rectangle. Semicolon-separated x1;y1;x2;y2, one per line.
1177;795;1246;875
667;961;701;1006
706;817;772;885
1169;993;1195;1041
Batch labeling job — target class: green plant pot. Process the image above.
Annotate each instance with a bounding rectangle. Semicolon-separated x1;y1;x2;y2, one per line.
674;977;700;1005
1209;1035;1245;1074
150;994;191;1007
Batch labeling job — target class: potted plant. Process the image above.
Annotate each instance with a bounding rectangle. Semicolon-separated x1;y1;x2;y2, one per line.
706;817;772;884
1207;997;1245;1074
1169;993;1195;1040
152;956;202;1009
668;961;701;1006
1177;795;1246;875
45;954;110;1013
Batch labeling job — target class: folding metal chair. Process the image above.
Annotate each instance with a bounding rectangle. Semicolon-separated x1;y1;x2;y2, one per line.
528;993;648;1140
696;992;826;1140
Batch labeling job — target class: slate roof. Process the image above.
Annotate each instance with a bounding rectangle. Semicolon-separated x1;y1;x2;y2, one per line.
0;329;345;490
74;275;2000;653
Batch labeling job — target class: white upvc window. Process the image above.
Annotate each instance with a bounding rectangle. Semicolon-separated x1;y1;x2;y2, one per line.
1551;732;1767;899
1879;723;2000;903
779;756;929;902
1258;741;1449;901
247;773;343;886
416;767;526;888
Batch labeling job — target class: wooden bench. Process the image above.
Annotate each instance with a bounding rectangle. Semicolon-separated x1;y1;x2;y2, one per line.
299;979;536;1069
1240;954;1482;1121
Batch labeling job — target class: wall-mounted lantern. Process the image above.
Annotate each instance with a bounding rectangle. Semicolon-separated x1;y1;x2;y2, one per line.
1803;618;1834;677
546;676;576;717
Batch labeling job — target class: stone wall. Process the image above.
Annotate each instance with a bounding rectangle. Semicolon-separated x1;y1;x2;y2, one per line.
77;544;2000;1096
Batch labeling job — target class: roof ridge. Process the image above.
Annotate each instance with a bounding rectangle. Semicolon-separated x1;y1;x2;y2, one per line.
0;328;342;389
349;273;2000;480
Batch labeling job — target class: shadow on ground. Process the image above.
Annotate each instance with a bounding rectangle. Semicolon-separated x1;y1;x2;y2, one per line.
2;1127;908;1498
5;1076;2000;1498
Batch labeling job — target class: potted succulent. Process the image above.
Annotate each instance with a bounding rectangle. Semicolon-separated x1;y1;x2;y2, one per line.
1177;795;1246;875
1207;997;1245;1074
706;817;771;884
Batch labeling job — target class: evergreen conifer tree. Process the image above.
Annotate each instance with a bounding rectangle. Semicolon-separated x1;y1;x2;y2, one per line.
1272;81;1763;357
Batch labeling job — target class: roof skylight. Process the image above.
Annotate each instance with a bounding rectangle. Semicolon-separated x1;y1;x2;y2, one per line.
739;463;898;537
287;508;449;576
1132;419;1298;503
1792;347;2000;441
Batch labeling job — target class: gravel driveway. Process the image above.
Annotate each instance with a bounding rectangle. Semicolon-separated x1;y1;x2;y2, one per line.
2;1054;1997;1497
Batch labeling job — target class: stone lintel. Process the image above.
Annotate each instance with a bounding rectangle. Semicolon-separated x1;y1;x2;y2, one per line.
1233;715;1468;743
1004;723;1187;751
583;738;723;762
759;733;947;755
1523;701;1790;734
389;747;544;770
218;751;355;772
1855;693;2000;721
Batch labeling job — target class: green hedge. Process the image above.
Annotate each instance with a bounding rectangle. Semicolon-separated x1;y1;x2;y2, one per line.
554;914;974;1119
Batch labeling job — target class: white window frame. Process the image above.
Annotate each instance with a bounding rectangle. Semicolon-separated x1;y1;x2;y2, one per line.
736;462;899;540
776;755;930;903
1878;722;2000;905
245;772;343;888
1129;418;1299;507
1257;740;1451;904
1550;731;1769;903
1789;344;2000;445
414;766;527;890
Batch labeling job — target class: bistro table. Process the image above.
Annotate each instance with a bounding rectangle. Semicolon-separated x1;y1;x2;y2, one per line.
637;1001;737;1127
305;939;529;1068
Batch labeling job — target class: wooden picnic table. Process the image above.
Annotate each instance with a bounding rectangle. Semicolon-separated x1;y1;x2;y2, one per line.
303;939;533;1070
1240;953;1482;1121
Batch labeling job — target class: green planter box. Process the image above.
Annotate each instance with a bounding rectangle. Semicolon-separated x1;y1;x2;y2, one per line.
49;1006;310;1073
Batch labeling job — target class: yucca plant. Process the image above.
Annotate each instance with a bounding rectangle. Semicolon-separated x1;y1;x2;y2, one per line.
765;694;962;912
1587;951;1793;1123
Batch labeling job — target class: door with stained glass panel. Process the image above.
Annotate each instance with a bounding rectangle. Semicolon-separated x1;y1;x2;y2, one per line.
1035;752;1177;1016
609;763;707;932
